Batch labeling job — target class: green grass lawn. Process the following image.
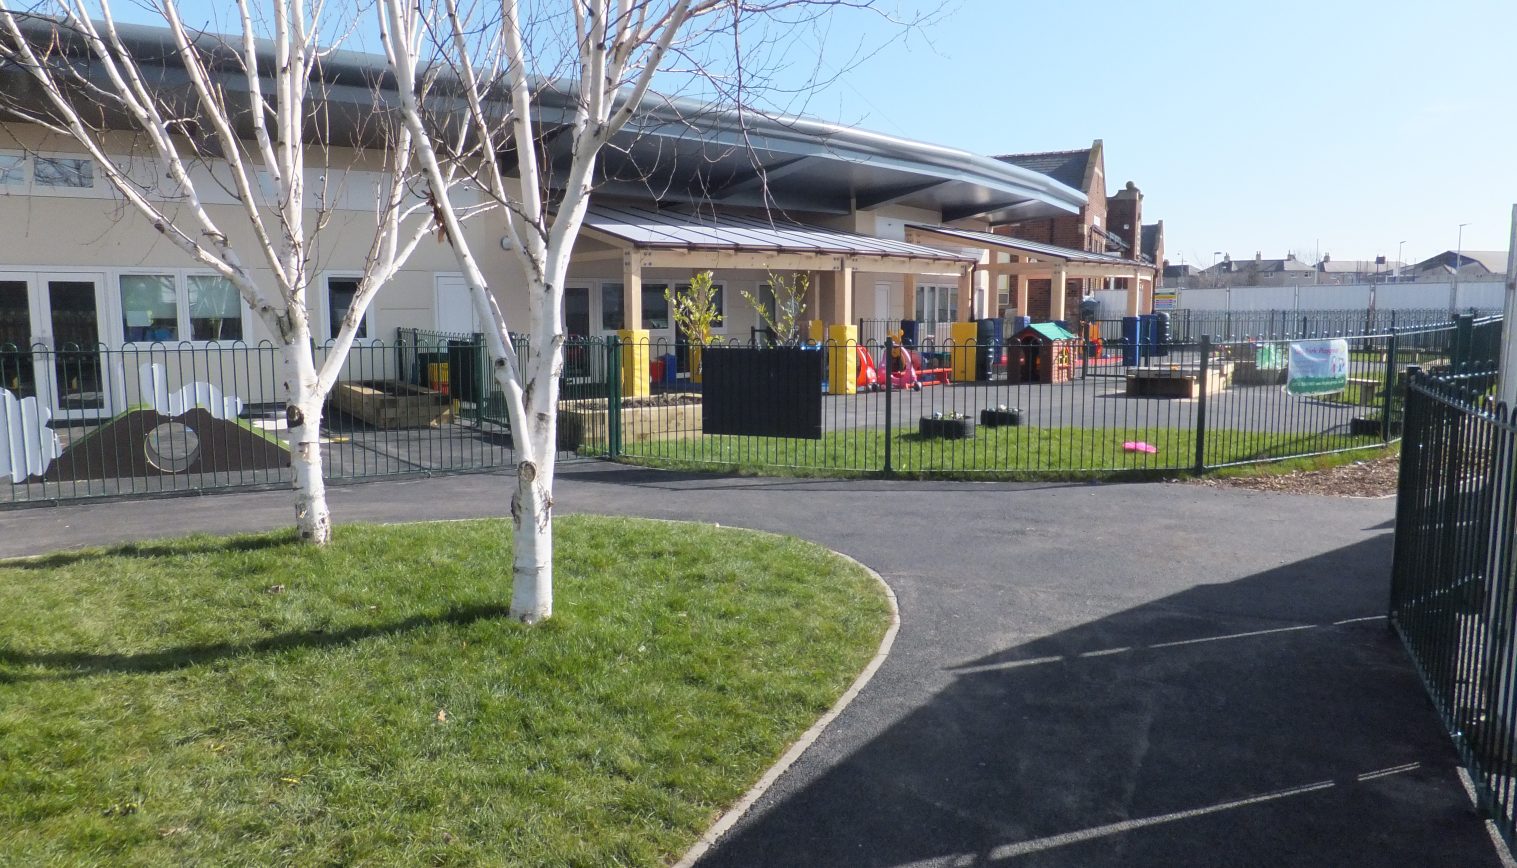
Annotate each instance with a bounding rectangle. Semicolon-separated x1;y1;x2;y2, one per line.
0;517;891;866
616;425;1388;480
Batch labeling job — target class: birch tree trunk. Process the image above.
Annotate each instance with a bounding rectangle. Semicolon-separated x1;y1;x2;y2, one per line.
510;449;554;621
284;334;331;545
380;0;854;620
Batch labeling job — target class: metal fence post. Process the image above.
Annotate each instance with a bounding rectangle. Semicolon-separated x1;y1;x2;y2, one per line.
883;336;894;474
606;335;622;459
1455;314;1475;371
1382;327;1399;442
472;331;487;425
1389;365;1424;619
1194;334;1211;475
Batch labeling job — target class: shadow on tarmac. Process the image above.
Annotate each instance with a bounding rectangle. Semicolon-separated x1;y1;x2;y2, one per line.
697;535;1497;868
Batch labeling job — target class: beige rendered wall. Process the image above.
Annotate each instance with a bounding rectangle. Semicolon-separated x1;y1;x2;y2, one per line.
0;125;536;349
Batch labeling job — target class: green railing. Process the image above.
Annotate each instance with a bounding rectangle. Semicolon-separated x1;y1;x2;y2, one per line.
1;316;1501;506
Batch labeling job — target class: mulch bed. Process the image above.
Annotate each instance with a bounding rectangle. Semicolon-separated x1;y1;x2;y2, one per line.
1185;455;1400;498
623;394;702;408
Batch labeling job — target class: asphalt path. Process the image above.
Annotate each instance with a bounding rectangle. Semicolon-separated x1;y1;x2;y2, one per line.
0;465;1503;867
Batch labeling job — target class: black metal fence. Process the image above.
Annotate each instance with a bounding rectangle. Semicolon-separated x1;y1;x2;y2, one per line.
1;335;522;505
598;315;1498;477
1391;366;1517;852
1;315;1501;506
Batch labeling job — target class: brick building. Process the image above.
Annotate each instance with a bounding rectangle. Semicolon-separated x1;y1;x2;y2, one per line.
989;140;1162;320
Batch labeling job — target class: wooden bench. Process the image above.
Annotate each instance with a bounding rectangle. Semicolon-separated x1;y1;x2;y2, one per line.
1347;377;1382;405
1125;363;1232;399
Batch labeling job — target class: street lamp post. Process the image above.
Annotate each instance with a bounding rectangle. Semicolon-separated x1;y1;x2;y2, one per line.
1396;240;1406;281
1452;223;1470;314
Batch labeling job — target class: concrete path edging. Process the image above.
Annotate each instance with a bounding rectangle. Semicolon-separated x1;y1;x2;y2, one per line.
672;543;901;868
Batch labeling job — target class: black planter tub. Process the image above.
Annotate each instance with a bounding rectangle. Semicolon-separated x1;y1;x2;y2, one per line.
979;408;1022;427
920;416;976;439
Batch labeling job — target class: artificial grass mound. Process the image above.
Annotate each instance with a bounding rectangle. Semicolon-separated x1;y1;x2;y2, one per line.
0;516;891;866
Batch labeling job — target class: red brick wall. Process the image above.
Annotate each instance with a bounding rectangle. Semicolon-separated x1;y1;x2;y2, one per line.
1028;279;1051;318
1106;196;1140;258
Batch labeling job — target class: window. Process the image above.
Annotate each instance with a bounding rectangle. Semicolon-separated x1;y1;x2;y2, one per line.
600;282;624;331
0;153;23;186
326;276;367;340
187;275;243;341
915;285;957;324
34;156;93;189
119;273;246;344
641;284;669;330
120;274;179;342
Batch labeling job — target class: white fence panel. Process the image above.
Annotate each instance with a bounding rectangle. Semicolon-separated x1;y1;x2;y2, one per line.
1156;280;1503;313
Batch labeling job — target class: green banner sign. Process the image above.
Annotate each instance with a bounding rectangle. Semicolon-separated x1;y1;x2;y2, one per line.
1286;339;1349;396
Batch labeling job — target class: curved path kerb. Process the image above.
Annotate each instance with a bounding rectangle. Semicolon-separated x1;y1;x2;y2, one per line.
0;464;1504;867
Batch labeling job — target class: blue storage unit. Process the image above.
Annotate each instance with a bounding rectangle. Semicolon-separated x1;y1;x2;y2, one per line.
1121;316;1140;367
899;319;919;348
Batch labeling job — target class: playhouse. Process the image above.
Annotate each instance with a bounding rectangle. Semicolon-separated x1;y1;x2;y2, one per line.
1006;322;1079;384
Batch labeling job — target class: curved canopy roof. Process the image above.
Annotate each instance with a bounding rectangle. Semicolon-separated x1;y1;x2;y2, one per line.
585;204;977;263
0;17;1084;224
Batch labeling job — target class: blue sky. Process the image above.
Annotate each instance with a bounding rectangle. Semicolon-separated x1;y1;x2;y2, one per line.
113;0;1516;267
791;0;1517;267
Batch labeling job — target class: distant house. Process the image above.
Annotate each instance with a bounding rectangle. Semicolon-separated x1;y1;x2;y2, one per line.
1316;255;1408;284
1201;253;1315;287
1162;262;1203;288
1408;250;1509;281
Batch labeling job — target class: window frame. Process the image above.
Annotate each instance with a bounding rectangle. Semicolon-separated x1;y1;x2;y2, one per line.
322;271;371;343
0;151;26;187
32;153;95;190
115;270;249;347
640;282;671;331
184;273;247;343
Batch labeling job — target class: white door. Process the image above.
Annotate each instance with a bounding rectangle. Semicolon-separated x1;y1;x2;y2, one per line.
874;282;889;321
434;274;478;335
36;273;110;419
0;273;43;402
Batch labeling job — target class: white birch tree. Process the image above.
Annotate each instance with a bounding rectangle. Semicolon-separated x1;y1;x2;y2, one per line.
378;0;882;622
0;1;440;543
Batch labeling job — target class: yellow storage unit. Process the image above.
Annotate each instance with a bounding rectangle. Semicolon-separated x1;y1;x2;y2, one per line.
827;324;858;395
618;328;651;397
950;321;979;383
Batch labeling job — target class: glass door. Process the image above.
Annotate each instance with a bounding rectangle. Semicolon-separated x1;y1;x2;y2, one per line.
564;286;591;338
0;277;39;400
40;276;108;417
562;286;593;396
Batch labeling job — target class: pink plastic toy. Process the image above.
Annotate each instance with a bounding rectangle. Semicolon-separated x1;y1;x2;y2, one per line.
1122;441;1158;454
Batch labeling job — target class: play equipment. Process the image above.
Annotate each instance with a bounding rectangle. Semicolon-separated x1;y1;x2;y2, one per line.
0;388;62;483
854;344;880;391
141;363;243;420
883;331;925;390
